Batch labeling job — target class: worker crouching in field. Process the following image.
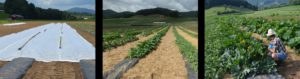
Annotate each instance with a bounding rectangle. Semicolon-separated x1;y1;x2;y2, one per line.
267;29;287;64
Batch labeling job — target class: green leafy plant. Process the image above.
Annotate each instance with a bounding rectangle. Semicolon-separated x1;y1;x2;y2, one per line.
103;30;141;51
205;16;277;79
128;26;169;58
173;26;198;73
241;17;300;53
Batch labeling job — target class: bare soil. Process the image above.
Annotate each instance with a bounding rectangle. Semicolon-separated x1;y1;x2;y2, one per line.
22;61;83;79
0;21;50;36
121;27;188;79
252;33;300;78
223;74;233;79
176;27;198;49
103;31;157;73
180;26;198;35
0;61;7;68
72;26;95;46
67;22;95;46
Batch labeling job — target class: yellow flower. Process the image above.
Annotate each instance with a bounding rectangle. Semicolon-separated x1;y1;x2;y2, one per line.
240;39;246;45
248;46;252;49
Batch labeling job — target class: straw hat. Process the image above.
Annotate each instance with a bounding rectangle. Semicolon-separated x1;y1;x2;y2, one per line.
267;29;276;36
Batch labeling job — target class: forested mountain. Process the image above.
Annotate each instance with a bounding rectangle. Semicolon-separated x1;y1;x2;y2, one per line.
246;0;288;8
4;0;76;20
205;0;257;10
180;11;198;17
67;7;95;14
103;7;197;18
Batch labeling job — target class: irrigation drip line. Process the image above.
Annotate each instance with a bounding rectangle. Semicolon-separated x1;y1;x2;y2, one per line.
59;36;62;49
0;23;95;62
18;32;41;50
59;24;63;49
61;23;64;34
104;58;139;79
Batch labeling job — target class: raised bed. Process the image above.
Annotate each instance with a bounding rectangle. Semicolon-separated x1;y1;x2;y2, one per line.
80;59;95;79
0;57;35;79
103;58;139;79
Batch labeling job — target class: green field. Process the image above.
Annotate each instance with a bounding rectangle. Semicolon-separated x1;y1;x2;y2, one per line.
68;21;95;36
103;15;197;33
245;5;300;17
103;14;199;78
205;5;300;79
0;12;20;24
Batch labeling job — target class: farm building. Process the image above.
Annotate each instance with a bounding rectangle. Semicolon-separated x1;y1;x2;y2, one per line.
153;22;166;24
11;14;24;20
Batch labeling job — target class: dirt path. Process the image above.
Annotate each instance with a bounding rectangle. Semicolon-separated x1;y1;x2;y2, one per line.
176;27;198;49
0;61;7;68
121;27;188;79
67;22;95;46
252;33;300;78
22;61;83;79
103;31;158;73
0;22;50;37
180;26;198;35
72;26;95;46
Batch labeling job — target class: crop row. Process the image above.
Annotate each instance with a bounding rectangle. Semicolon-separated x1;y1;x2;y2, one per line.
128;26;169;58
103;29;142;51
103;29;141;41
205;16;277;79
240;17;300;52
178;26;198;38
141;26;164;36
173;26;198;73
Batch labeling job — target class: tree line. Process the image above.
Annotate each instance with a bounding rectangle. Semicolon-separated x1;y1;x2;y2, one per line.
289;0;300;5
4;0;76;20
103;7;198;19
205;0;258;10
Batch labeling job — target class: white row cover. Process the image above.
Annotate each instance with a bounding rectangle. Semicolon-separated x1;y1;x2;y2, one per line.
3;22;26;26
0;23;95;62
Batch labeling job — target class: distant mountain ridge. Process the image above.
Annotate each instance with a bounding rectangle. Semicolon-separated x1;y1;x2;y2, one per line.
103;8;198;18
246;0;289;8
67;7;95;14
180;11;198;17
205;0;257;10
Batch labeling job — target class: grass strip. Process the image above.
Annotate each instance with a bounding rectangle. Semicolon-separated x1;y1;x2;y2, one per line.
141;26;164;36
178;26;198;38
173;26;198;73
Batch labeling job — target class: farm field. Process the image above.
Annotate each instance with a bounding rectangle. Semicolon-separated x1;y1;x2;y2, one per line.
103;17;198;79
0;22;95;61
205;5;300;79
0;21;49;36
0;20;95;78
175;21;198;33
68;21;95;46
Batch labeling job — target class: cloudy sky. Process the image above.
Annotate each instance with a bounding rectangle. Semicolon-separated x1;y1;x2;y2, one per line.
0;0;95;10
103;0;198;12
